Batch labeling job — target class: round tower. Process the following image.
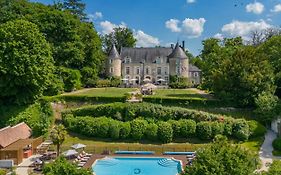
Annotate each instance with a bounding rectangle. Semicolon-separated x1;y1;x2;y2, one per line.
107;44;121;77
168;42;189;78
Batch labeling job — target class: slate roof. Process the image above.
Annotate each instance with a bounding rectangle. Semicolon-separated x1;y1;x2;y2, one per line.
120;47;173;63
167;43;188;59
189;64;201;72
0;122;32;148
108;45;120;59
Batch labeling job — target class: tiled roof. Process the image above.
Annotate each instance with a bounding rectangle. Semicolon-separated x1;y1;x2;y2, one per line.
108;44;120;59
168;42;188;59
120;47;173;63
189;64;201;72
0;122;32;148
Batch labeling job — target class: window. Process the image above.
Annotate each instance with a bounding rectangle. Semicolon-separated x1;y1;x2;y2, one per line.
145;67;150;74
109;59;112;64
157;67;161;75
164;67;168;75
136;67;140;75
125;67;130;75
194;72;198;77
110;67;113;73
165;76;169;82
176;59;181;74
125;57;131;63
156;57;161;64
176;66;181;74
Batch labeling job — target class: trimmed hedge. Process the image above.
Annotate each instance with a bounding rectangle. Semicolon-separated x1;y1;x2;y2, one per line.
63;102;231;123
63;114;252;142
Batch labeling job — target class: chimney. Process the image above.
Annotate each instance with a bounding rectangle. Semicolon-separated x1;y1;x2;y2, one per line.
171;44;174;49
182;41;185;50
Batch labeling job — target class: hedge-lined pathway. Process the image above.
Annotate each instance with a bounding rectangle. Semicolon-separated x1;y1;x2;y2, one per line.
258;130;280;172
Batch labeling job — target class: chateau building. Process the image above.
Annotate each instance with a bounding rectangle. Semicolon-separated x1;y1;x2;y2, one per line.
106;42;201;85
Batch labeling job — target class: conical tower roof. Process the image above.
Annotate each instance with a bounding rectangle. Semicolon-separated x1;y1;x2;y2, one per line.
108;44;120;59
168;42;188;59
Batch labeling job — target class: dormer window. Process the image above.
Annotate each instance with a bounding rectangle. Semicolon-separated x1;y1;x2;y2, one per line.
109;59;113;64
125;57;131;63
156;57;162;64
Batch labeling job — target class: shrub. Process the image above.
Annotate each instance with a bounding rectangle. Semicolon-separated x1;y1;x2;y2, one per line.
223;119;234;136
109;121;120;139
0;169;6;175
145;123;158;140
130;119;147;140
273;137;281;151
179;119;196;138
81;67;98;87
119;122;131;139
58;67;82;92
247;120;266;138
96;79;111;88
157;121;173;143
233;119;250;141
110;77;121;87
168;120;181;138
197;121;213;140
211;121;225;137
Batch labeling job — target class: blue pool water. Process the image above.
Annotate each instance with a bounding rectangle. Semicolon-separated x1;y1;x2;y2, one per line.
92;157;182;175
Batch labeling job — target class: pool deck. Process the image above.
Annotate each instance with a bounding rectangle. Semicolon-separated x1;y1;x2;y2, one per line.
83;154;188;169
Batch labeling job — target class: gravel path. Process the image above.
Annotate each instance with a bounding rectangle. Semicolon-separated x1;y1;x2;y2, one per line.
257;130;280;172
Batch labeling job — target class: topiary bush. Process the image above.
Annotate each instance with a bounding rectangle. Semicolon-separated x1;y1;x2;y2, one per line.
168;120;181;138
232;119;250;141
109;121;120;139
157;121;173;143
130;118;147;140
211;121;225;137
196;121;213;140
145;123;158;140
119;122;131;139
179;119;196;138
247;120;266;138
273;137;281;151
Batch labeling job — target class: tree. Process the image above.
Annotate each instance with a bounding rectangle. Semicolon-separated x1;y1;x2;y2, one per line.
50;124;67;156
43;157;92;175
62;0;87;21
102;27;137;53
200;37;275;107
186;135;258;175
0;19;54;104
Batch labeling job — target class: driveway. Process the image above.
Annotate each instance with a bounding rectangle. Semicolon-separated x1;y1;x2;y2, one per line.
16;155;41;175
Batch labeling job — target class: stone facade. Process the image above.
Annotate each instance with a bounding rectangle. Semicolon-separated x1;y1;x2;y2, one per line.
106;42;201;85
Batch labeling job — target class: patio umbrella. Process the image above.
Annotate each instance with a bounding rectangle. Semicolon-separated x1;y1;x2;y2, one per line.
121;78;129;81
62;149;78;157
157;79;166;82
143;78;151;82
71;143;86;150
35;159;43;165
130;78;138;81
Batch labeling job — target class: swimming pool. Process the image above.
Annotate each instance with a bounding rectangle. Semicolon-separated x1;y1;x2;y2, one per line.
92;157;183;175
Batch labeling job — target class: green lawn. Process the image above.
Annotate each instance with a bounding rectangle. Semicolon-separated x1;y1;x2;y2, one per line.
59;132;205;155
63;88;137;97
240;137;264;152
152;89;211;100
62;87;210;99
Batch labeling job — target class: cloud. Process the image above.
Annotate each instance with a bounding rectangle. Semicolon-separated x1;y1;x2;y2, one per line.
221;20;272;39
213;33;224;40
88;12;103;21
246;2;264;14
187;0;196;4
134;30;160;47
271;4;281;13
182;18;206;38
100;21;126;34
165;19;181;32
165;18;206;38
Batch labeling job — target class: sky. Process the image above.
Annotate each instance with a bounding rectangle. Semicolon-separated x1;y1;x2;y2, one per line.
31;0;281;55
